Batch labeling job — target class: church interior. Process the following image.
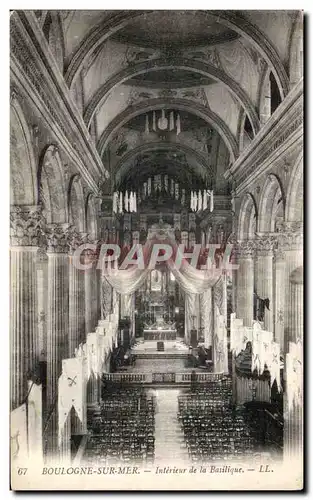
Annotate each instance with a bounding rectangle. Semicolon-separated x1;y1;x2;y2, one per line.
10;10;303;469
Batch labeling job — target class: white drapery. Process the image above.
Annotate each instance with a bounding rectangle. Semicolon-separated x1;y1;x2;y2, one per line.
102;237;221;295
27;382;43;461
286;341;303;412
231;313;281;390
11;404;28;464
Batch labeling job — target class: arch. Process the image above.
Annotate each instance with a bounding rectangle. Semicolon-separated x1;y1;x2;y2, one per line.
68;174;86;232
97;98;239;163
85;192;98;240
258;174;285;233
285;153;303;223
289;11;303;88
38;145;68;224
64;10;289;99
237;193;258;241
113;142;212;186
10;94;37;206
83;57;260;135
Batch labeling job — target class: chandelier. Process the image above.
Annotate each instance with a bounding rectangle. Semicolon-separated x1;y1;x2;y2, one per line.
112;177;214;214
112;191;137;214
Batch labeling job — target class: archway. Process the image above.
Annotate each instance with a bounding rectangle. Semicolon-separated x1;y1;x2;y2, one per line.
285;154;303;223
97;98;239;162
65;10;289;99
38;145;68;224
258;174;285;233
83;57;260;135
86;193;98;240
68;174;86;232
237;193;258;241
112;142;212;188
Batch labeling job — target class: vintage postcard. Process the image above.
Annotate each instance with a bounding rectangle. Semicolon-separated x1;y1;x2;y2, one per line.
10;9;303;491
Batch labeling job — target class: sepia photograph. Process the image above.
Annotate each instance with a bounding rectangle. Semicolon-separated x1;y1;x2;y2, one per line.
9;8;303;491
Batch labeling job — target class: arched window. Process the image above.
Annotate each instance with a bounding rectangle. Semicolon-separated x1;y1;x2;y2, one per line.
270;72;282;115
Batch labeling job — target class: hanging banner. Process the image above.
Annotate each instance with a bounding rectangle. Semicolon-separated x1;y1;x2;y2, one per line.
286;341;303;412
58;357;86;445
27;381;43;461
87;332;99;379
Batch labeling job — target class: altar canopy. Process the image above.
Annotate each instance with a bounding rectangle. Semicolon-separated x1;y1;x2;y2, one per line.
102;232;223;295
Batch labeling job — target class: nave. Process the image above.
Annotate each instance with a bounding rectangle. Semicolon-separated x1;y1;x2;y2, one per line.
10;10;303;488
81;375;282;467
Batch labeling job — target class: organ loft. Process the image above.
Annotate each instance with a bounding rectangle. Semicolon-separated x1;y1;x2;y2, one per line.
10;9;303;488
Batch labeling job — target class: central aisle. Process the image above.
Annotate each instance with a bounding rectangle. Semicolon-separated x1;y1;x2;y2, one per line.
153;389;189;465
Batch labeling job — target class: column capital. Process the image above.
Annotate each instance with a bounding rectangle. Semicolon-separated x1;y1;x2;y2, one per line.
276;220;303;233
10;205;45;247
236;239;255;258
255;234;276;256
45;223;71;254
68;229;89;255
277;231;303;252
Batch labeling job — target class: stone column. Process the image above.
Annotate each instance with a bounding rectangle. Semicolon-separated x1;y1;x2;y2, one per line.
101;277;113;320
255;236;275;332
279;225;303;347
199;288;213;348
45;223;70;456
185;293;197;345
273;245;286;351
37;249;48;362
85;246;96;336
236;241;255;327
283;340;303;466
289;266;303;343
68;231;86;357
96;268;101;324
10;205;43;410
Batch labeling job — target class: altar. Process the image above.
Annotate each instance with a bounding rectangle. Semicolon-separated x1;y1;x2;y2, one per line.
143;318;177;341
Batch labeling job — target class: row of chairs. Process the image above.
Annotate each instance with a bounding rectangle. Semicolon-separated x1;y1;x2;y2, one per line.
84;386;156;465
178;385;261;462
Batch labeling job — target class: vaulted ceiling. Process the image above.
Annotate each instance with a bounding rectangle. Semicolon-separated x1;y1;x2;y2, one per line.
35;10;300;195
